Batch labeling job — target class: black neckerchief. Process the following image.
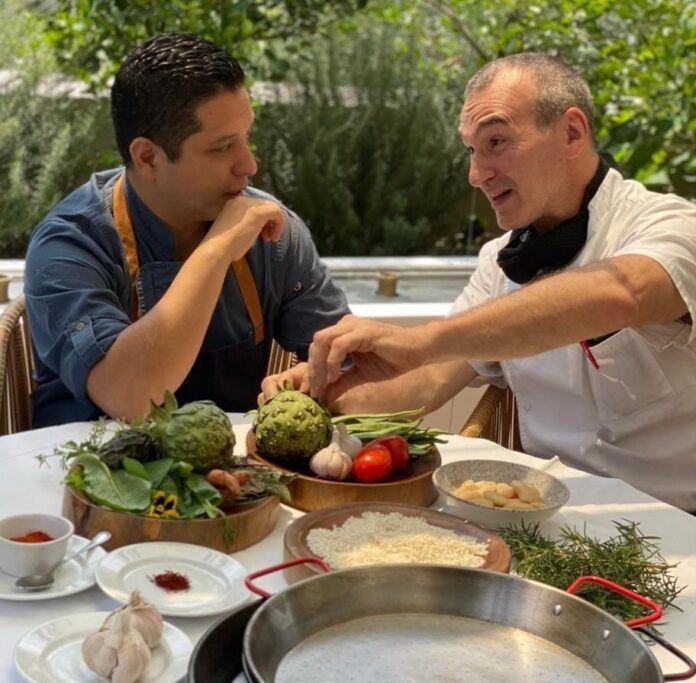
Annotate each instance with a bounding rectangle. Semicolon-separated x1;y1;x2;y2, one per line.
496;154;619;284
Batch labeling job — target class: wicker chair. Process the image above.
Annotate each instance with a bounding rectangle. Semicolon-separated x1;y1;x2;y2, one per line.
459;384;523;452
0;295;35;436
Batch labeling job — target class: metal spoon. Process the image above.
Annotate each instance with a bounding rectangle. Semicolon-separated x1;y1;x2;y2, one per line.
15;530;111;592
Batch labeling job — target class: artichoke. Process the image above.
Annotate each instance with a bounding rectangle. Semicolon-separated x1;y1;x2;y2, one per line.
253;385;332;460
147;391;236;471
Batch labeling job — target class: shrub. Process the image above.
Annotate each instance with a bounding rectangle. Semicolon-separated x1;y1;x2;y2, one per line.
0;2;107;257
252;26;472;255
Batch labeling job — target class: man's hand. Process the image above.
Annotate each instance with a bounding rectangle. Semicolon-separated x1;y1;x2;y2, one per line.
308;315;430;399
207;196;285;261
258;362;310;405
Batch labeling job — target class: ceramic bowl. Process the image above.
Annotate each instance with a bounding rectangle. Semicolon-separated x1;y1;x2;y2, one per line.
433;459;570;530
0;513;73;577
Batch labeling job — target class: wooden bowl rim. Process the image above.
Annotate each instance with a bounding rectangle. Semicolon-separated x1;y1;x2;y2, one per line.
284;501;511;574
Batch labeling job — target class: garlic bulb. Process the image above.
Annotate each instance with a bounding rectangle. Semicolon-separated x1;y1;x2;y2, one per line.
124;590;163;647
310;441;353;480
83;591;161;682
333;424;363;459
103;590;163;648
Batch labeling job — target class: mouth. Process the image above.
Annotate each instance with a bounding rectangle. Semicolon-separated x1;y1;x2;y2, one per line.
487;189;513;207
224;187;247;199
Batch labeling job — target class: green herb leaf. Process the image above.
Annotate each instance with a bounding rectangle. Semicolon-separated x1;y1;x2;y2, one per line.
122;456;149;479
142;458;175;488
499;520;684;630
68;454;151;512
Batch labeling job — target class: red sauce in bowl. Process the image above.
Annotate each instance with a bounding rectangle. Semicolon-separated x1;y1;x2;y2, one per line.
10;530;54;543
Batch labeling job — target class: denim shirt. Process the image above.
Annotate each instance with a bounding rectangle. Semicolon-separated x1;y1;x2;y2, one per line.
25;168;349;427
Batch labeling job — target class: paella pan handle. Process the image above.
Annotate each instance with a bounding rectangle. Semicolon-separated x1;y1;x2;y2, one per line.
566;577;696;681
633;627;696;682
245;556;331;598
566;575;662;627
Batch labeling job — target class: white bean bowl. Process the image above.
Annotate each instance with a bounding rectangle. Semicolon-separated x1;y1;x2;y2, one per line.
0;513;74;577
433;459;570;530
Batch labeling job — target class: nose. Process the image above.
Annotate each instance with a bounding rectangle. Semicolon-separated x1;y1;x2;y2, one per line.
468;155;495;188
234;144;258;178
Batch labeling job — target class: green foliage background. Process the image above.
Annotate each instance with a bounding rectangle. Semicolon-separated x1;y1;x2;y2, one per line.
0;0;693;257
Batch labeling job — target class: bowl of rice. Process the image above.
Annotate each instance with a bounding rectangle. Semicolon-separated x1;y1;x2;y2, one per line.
282;501;510;584
433;459;570;530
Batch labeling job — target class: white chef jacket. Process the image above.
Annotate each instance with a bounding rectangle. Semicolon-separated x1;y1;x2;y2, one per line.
450;169;696;510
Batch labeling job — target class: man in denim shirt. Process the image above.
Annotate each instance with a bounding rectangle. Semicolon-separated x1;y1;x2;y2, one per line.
25;33;349;427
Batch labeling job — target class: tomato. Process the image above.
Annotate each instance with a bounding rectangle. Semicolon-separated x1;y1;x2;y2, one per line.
353;445;393;483
366;435;410;472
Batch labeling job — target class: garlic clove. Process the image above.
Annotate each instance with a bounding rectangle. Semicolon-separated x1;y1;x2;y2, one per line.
82;630;119;679
111;617;151;683
334;424;363;459
82;610;127;679
127;590;163;647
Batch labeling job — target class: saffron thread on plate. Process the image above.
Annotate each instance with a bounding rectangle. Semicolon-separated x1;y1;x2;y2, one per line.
148;570;191;592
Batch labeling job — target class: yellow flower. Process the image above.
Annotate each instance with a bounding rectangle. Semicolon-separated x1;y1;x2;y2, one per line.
145;490;179;518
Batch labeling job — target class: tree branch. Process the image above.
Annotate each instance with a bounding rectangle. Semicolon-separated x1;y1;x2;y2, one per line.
425;0;491;63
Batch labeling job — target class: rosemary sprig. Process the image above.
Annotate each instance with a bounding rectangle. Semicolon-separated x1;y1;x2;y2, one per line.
499;519;684;628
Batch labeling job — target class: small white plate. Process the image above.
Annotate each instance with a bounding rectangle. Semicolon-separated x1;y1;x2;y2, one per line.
0;535;106;601
96;542;250;617
14;611;190;683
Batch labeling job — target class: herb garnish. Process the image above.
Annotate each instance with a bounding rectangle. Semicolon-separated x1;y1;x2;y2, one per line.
499;520;684;628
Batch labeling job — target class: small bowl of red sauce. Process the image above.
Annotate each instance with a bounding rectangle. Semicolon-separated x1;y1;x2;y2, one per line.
0;513;74;577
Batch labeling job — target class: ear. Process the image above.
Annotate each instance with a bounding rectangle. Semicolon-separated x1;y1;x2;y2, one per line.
129;137;165;181
562;107;590;159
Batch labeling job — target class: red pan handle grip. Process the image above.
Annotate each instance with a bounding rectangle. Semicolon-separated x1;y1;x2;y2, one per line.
244;556;331;598
566;575;662;627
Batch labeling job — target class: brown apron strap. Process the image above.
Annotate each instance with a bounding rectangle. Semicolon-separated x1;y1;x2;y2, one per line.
111;173;264;342
112;174;140;322
232;259;264;345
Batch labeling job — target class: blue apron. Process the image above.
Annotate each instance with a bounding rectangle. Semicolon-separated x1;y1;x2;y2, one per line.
112;173;269;410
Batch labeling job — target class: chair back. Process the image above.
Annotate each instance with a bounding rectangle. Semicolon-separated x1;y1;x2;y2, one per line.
0;295;35;435
459;384;523;452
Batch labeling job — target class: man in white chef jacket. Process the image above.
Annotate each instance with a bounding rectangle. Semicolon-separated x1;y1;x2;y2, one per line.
267;52;696;511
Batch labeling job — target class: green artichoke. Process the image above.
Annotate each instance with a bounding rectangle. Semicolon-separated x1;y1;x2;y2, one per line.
253;385;332;460
147;391;236;471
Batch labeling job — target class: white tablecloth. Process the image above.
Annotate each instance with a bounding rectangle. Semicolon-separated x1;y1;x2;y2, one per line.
1;416;695;681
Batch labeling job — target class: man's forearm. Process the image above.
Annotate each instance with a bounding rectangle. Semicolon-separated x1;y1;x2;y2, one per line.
86;239;232;418
423;255;686;363
332;360;477;415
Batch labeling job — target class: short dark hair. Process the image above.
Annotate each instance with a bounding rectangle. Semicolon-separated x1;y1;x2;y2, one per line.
111;33;246;164
465;53;595;141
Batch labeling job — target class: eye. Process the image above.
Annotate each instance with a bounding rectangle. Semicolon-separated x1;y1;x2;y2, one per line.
214;143;233;153
490;137;505;149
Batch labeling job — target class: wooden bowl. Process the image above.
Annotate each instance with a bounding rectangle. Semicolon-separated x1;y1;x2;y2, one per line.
246;432;440;511
282;501;511;584
62;485;279;554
